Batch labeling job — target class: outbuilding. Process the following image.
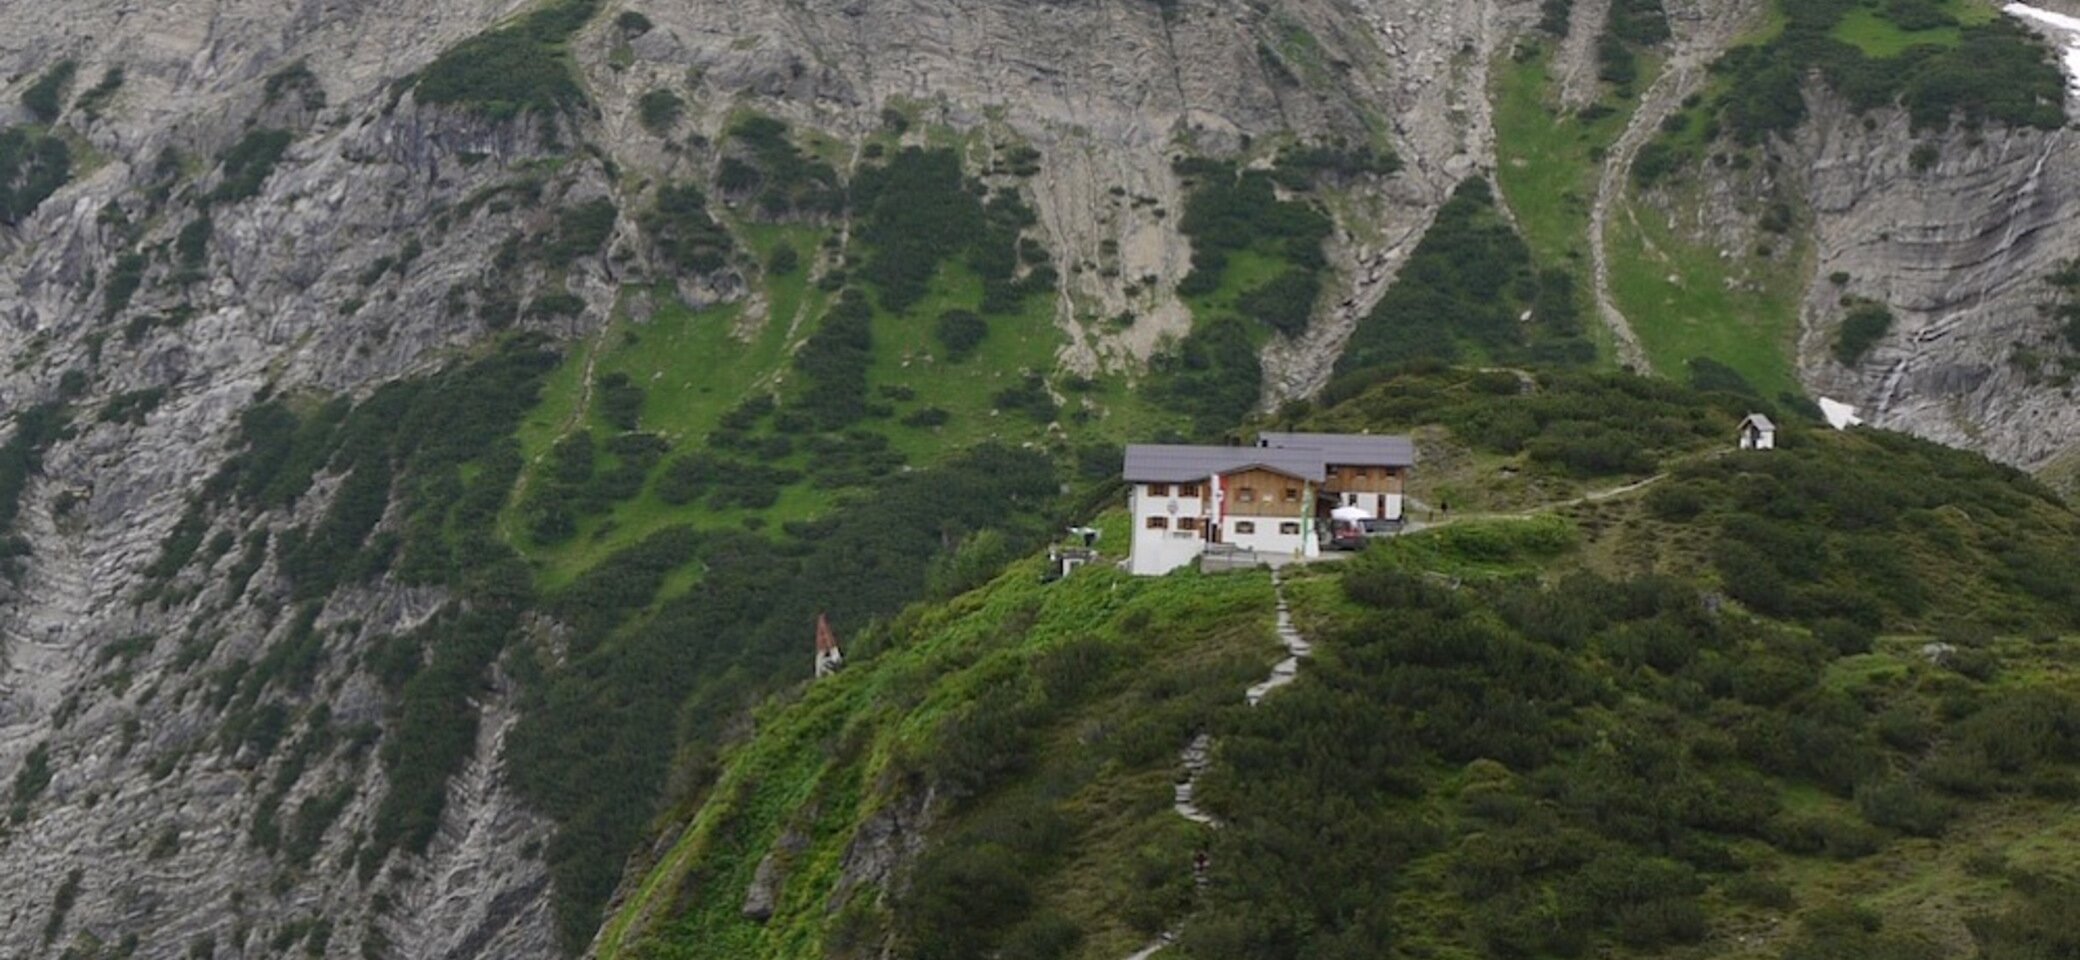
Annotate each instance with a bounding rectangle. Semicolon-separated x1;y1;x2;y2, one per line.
1738;414;1777;451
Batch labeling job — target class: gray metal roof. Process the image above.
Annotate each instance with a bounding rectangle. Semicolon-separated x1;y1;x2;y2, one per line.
1256;431;1417;467
1740;414;1777;432
1122;444;1327;483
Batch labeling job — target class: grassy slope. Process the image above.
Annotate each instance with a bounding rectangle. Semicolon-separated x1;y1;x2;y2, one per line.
607;366;2080;960
1490;48;1631;366
503;173;1176;587
1285;537;2079;957
602;520;1279;960
1833;0;1998;57
1606;188;1808;398
506;236;833;587
1487;36;1809;397
1246;419;2080;956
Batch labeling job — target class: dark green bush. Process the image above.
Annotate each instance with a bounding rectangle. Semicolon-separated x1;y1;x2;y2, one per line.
1856;778;1953;837
102;252;146;318
992;373;1056;423
544;198;617;265
1148;314;1262;437
637;88;683;134
851;147;993;311
934;309;988;361
765;243;800;276
1337;178;1588;376
1834;302;1894;365
75;68;125;119
263;62;325;110
792;289;875;428
597;372;645;430
724;115;843;218
0;128;73;224
20;60;76;123
640;183;732;273
1235;268;1320;338
414;0;599;118
209;129;294;204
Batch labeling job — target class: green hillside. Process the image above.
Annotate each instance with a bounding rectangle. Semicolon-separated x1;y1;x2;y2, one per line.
604;367;2080;960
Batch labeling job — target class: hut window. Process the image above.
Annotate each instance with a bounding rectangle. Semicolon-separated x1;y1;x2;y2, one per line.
1145;516;1168;530
1284;486;1300;502
1234;521;1256;535
1178;483;1201;498
1148;483;1171;496
1280;522;1302;535
1177;517;1200;532
1238;488;1256;503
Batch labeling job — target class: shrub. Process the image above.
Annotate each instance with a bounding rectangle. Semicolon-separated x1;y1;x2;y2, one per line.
1835;303;1894;365
1336;178;1586;376
1856;778;1953;837
74;67;125;118
20;60;76;123
1236;268;1320;337
901;407;950;428
102;252;147;319
765;243;800;276
209;129;294;204
1723;874;1795;909
851;147;990;311
1148;314;1262;436
11;741;53;810
637;88;683;134
0;128;74;224
640;183;732;273
597;372;645;430
414;0;599;118
723;115;843;218
992;374;1056;422
543;198;617;264
262;62;325;110
933;309;988;361
793;289;875;427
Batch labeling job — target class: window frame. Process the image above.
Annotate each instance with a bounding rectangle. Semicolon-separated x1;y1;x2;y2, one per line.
1145;516;1168;530
1234;520;1257;535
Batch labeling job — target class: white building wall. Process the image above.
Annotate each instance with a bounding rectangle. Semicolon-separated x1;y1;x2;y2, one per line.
1128;485;1209;576
1224;521;1309;559
1333;491;1406;521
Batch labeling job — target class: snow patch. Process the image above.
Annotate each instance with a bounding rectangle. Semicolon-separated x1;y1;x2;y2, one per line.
1819;397;1864;430
2006;3;2080;98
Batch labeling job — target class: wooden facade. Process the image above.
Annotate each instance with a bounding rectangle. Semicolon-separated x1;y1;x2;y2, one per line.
1220;468;1309;518
1322;464;1407;496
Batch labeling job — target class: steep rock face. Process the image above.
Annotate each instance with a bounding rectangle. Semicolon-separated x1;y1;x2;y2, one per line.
0;5;600;959
1790;79;2080;474
587;0;1510;396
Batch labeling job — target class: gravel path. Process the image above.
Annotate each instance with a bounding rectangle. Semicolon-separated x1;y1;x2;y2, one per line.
1129;571;1314;958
